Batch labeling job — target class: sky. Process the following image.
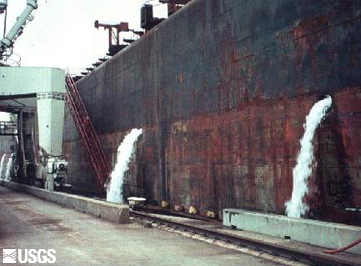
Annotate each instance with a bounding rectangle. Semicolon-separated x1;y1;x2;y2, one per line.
0;0;167;74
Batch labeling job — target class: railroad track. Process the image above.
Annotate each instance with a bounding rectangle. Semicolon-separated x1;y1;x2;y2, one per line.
130;210;360;266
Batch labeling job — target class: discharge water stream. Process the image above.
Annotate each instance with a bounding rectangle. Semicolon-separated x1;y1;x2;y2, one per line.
5;153;14;181
0;154;6;179
285;96;332;218
107;128;143;203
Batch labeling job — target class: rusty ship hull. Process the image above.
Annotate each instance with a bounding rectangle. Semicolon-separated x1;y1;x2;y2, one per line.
64;0;361;224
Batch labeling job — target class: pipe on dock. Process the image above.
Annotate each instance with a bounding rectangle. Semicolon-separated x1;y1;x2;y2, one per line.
324;238;361;254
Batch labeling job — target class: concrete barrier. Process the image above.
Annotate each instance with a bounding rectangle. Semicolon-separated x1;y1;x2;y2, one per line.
0;180;129;224
223;208;361;255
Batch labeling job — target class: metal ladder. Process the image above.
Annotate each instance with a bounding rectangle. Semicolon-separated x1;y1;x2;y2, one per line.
65;75;110;189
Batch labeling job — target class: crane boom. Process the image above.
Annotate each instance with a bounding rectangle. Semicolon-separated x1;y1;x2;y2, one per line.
0;0;38;57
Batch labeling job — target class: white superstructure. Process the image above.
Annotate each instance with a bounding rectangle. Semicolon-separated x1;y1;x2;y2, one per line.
0;67;67;190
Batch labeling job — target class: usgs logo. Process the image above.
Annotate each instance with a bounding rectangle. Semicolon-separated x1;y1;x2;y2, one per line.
2;249;56;264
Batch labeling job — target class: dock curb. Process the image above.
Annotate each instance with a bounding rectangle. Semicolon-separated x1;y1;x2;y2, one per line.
0;180;129;224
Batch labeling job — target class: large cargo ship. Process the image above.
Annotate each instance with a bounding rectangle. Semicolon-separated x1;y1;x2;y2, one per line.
64;0;361;224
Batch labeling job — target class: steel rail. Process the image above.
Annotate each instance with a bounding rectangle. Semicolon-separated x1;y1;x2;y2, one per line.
130;210;360;266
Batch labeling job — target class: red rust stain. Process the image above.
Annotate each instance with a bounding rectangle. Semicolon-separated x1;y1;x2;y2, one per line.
163;88;361;223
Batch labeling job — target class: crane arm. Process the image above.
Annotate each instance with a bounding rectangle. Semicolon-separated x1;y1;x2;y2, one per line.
0;0;38;56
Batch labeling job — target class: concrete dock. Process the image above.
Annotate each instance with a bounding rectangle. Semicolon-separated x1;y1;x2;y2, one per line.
0;186;285;266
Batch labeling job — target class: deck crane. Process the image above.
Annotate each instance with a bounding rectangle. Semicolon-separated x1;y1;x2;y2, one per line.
0;0;38;61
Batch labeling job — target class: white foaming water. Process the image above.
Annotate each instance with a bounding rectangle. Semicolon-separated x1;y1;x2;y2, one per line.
107;128;143;203
5;153;14;181
285;96;332;218
0;154;6;179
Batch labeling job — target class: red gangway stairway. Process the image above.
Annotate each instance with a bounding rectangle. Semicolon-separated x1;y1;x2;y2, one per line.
65;75;111;189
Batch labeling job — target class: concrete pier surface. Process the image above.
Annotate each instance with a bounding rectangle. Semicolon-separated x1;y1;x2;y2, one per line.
0;186;284;266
